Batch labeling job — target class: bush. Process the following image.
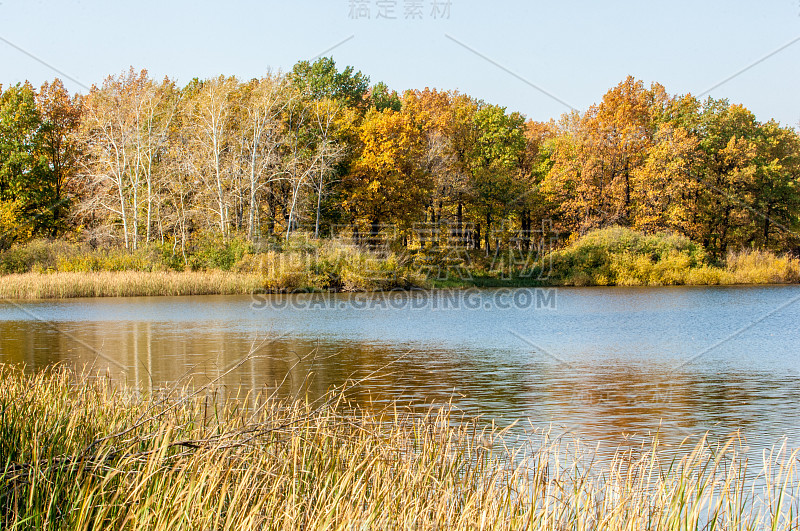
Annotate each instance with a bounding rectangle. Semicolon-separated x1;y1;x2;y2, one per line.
0;239;70;274
0;235;426;292
549;228;709;286
56;248;168;273
0;240;183;275
187;235;254;271
726;249;800;284
547;228;800;286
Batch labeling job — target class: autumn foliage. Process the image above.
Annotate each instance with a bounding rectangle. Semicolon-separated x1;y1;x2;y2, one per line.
2;61;799;267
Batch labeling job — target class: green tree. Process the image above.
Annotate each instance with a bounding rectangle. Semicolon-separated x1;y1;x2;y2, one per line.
466;104;526;252
289;57;370;111
370;82;401;112
0;82;55;248
693;100;760;259
747;120;800;250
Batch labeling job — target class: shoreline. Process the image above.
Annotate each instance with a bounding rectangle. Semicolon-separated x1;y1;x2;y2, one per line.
0;270;798;300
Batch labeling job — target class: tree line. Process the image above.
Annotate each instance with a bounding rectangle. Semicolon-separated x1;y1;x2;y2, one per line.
1;58;798;260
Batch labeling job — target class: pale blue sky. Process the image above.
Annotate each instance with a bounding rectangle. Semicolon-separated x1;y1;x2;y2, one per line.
1;0;799;127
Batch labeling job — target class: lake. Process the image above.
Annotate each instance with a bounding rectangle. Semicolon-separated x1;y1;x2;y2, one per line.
2;286;800;454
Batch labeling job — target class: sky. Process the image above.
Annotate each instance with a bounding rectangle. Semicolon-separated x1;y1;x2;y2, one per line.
1;0;799;127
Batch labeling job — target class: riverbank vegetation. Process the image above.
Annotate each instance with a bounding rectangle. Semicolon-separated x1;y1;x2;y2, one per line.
1;365;799;530
0;235;426;297
548;227;800;286
2;59;800;294
0;227;798;298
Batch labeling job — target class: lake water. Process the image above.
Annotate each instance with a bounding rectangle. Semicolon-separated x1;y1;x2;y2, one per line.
2;286;800;454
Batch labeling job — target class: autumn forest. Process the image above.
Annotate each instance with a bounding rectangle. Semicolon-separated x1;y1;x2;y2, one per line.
2;57;799;268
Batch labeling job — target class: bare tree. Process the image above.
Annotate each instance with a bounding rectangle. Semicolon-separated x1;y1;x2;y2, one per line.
186;75;238;238
239;74;290;241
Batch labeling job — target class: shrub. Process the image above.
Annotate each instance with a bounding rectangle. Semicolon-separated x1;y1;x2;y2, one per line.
547;228;800;286
0;239;70;274
187;235;254;271
0;240;184;275
549;228;708;286
56;248;167;273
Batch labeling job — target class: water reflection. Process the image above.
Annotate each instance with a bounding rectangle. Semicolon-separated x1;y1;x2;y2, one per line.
1;286;799;454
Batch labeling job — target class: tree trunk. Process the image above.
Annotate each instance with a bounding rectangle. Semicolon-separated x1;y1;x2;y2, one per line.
484;211;492;254
370;219;380;249
521;208;530;252
456;201;463;246
763;204;772;247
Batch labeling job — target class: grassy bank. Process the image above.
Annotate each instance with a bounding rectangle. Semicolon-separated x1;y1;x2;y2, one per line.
0;236;427;298
1;365;799;530
0;271;263;299
1;229;799;299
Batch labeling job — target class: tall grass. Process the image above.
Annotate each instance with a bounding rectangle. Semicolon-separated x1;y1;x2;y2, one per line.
0;271;262;299
1;365;799;530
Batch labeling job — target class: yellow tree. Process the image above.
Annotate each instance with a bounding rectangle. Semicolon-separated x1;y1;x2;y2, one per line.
342;108;430;238
403;89;457;215
631;123;701;235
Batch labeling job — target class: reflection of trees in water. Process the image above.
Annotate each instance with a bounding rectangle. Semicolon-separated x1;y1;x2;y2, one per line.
0;320;534;413
2;319;800;452
0;321;81;369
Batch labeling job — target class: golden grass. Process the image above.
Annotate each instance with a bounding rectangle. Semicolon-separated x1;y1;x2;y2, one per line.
2;365;800;530
0;271;263;299
726;249;800;284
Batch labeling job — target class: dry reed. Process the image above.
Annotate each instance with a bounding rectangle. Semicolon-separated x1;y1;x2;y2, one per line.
1;365;799;530
0;271;263;299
